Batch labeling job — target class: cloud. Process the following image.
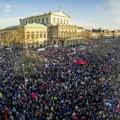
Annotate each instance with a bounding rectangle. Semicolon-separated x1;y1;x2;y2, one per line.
5;5;12;9
4;4;12;13
5;9;11;13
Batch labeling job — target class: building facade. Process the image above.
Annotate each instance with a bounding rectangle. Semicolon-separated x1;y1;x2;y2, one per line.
0;9;85;48
1;9;120;48
116;30;120;36
48;25;84;47
19;9;71;26
0;23;48;48
91;28;120;39
0;25;23;47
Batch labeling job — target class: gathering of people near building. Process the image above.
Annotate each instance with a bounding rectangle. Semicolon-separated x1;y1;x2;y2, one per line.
1;9;120;48
0;38;120;119
0;9;84;48
0;8;120;120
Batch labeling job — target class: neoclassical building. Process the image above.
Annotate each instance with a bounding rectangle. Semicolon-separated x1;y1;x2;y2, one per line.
48;25;84;47
20;9;71;26
0;23;47;47
0;9;85;48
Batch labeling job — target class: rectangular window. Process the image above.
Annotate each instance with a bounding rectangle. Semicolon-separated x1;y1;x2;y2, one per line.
31;34;34;39
46;18;48;24
44;31;46;38
67;19;69;25
57;18;59;23
27;34;29;39
42;18;44;24
64;19;65;24
53;17;55;24
36;34;38;39
40;32;42;38
38;18;40;23
31;19;33;23
60;18;62;24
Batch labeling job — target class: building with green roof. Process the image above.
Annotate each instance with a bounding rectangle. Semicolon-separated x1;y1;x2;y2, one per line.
0;23;48;48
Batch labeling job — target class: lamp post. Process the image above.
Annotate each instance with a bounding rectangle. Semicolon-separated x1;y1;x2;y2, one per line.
22;63;25;80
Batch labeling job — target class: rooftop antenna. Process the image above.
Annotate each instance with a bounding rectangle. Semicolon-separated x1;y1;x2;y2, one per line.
59;6;63;12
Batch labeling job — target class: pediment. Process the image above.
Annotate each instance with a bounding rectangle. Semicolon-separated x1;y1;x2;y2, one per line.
51;11;70;18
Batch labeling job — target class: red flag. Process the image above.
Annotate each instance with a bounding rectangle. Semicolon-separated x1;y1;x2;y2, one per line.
75;60;87;65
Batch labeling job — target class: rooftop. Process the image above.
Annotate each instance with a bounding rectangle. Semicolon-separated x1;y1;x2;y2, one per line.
1;23;47;30
20;9;70;20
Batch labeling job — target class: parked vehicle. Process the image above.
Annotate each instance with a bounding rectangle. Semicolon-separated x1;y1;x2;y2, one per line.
45;45;59;50
37;48;45;52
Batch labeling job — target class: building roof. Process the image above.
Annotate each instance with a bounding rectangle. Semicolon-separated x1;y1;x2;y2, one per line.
92;28;102;32
1;23;47;30
77;27;84;29
20;9;70;20
3;25;22;30
51;10;70;18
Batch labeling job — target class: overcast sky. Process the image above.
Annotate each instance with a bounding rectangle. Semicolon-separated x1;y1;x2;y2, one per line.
0;0;120;30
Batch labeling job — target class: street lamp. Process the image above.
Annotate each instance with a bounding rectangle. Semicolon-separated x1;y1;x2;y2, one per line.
22;63;25;80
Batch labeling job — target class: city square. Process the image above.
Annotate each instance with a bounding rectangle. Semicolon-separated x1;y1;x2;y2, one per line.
0;0;120;120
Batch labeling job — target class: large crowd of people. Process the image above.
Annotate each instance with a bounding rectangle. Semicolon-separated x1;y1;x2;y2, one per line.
0;40;120;120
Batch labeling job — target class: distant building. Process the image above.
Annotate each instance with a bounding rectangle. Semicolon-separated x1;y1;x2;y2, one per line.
103;29;114;38
91;28;120;39
114;30;120;37
91;28;103;38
